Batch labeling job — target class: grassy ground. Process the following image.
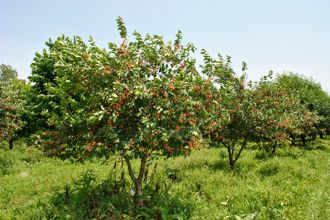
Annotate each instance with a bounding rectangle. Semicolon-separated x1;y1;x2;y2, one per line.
0;138;329;219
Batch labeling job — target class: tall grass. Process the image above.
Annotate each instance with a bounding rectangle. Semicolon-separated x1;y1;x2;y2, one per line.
0;138;329;219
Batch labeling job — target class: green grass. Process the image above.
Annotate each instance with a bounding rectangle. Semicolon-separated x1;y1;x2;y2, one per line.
0;138;329;219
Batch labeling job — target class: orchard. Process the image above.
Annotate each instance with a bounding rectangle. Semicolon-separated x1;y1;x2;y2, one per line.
1;17;330;219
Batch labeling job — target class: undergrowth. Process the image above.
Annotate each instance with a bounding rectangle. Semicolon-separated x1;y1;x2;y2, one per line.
0;138;329;219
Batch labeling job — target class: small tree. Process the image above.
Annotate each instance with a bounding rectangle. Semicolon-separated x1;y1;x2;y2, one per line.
287;110;321;146
0;64;18;86
200;50;252;170
275;73;330;141
199;52;310;169
29;17;206;205
248;73;302;153
0;71;26;149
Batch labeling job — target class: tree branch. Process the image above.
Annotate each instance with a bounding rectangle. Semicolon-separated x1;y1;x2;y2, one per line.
124;155;136;182
137;155;147;183
234;139;247;163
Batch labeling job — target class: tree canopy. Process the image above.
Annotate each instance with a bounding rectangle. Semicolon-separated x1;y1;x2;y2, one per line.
28;17;212;203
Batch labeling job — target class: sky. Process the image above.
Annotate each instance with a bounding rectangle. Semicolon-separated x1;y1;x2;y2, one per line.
1;0;330;91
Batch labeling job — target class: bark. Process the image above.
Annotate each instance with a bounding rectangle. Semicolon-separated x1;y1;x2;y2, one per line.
326;128;330;135
300;134;306;146
226;140;247;170
227;146;234;170
9;139;14;150
289;133;296;146
320;132;324;139
271;141;277;155
124;155;147;206
229;159;235;170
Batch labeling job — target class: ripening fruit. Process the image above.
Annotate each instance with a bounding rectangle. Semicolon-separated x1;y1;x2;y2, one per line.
86;141;97;152
127;63;133;71
104;65;112;74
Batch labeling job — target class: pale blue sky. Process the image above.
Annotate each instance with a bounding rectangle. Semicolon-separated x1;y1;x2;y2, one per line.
1;0;330;91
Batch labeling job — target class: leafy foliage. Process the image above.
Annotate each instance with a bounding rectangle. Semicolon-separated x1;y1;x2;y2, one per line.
3;16;330;218
28;17;208;203
0;65;27;149
275;73;328;142
200;50;251;169
0;64;18;86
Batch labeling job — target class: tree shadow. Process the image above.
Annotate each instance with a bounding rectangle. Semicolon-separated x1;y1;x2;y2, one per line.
170;154;247;176
209;159;229;171
314;145;328;151
208;159;258;178
291;141;328;152
254;151;274;161
290;137;327;150
43;170;193;219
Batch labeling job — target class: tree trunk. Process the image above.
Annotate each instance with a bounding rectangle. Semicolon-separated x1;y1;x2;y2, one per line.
226;140;246;170
124;155;147;207
229;158;235;170
300;135;306;146
289;133;296;146
320;132;324;139
311;132;317;140
9;139;14;150
227;145;233;170
271;141;277;155
133;180;143;206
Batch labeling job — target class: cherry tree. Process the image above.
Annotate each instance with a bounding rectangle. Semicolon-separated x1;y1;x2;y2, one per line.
29;17;207;204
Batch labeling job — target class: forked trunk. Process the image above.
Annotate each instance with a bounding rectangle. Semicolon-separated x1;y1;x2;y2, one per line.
124;155;147;207
229;157;235;170
133;180;143;206
226;140;247;170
